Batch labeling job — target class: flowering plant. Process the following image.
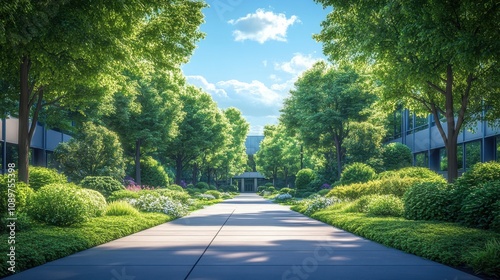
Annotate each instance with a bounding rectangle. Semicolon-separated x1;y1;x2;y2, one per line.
303;196;338;215
274;193;293;201
320;183;331;190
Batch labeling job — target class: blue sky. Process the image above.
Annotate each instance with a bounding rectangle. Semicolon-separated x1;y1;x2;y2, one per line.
182;0;331;135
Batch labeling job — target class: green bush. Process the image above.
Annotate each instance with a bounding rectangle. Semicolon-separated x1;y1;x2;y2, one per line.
377;167;445;182
345;195;381;213
340;162;375;185
105;201;139;216
29;183;100;226
219;184;239;192
279;187;296;196
449;162;500;221
0;175;34;213
455;161;500;188
205;190;221;199
107;190;140;202
257;185;266;192
316;189;330;196
295;169;316;190
381;143;412;171
28;166;67;190
53;122;125;182
403;182;454;221
0;213;34;233
167;184;185;192
366;195;404;217
195;182;209;189
80;176;124;198
464;238;500;277
459;181;500;230
154;189;191;203
327;177;421;200
79;188;107;218
136;156;170;188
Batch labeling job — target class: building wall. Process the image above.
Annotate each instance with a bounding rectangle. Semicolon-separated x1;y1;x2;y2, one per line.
245;135;264;155
1;117;72;174
389;110;500;176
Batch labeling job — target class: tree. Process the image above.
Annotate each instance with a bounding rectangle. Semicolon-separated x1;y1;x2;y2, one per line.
255;125;282;185
281;61;375;179
164;86;225;185
255;124;304;187
215;108;250;183
314;0;499;181
0;0;205;182
344;122;385;170
53;122;125;182
104;66;183;185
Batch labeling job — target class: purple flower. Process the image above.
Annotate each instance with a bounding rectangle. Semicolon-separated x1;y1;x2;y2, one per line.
320;183;331;190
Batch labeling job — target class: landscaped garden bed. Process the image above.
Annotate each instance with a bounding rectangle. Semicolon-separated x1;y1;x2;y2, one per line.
263;163;500;278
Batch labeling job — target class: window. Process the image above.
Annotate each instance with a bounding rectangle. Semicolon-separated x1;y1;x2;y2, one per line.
440;145;463;172
465;141;481;170
497;136;500;162
415;152;428;167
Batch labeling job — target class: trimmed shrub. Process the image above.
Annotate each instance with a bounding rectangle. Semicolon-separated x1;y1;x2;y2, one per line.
381;143;412;171
0;175;34;213
80;176;124;198
455;161;500;188
449;162;500;221
28;166;67;190
136;156;170;188
219;184;239;192
257;185;266;192
459;181;500;230
279;187;296;196
403;182;454;221
29;183;98;226
0;212;34;233
195;182;209;189
167;184;185;192
205;190;221;199
377;167;445;182
295;168;316;190
107;190;140;202
78;188;107;217
105;201;139;216
345;195;380;213
340;162;375;185
366;195;404;217
327;177;421;200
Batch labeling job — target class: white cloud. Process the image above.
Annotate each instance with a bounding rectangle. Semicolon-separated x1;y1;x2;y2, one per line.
274;53;319;75
228;9;299;44
216;79;281;106
262;60;268;67
186;75;227;97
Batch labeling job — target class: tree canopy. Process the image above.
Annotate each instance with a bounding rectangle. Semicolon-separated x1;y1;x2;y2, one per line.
281;61;375;179
0;0;206;182
314;0;499;181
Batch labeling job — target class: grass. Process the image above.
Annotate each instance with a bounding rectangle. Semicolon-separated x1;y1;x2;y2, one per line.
291;203;500;277
0;213;172;277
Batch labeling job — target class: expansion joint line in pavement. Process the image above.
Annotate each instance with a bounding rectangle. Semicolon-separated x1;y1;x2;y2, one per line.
183;209;236;280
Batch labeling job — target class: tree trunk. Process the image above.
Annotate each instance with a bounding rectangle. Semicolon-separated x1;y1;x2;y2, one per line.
135;139;141;185
18;57;31;183
443;65;459;183
333;135;343;179
191;163;199;184
175;156;183;185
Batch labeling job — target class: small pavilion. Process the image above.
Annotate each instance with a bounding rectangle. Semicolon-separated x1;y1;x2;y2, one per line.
232;172;266;192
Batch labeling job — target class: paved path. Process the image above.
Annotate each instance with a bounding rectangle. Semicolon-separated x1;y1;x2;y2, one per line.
5;193;480;280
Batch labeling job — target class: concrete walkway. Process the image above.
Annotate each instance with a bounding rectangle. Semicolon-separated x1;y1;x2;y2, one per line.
5;193;480;280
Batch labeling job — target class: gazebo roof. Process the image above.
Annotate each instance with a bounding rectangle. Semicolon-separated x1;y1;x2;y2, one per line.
233;172;266;179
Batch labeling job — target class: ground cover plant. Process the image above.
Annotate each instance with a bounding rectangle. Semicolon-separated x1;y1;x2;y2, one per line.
278;163;500;278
